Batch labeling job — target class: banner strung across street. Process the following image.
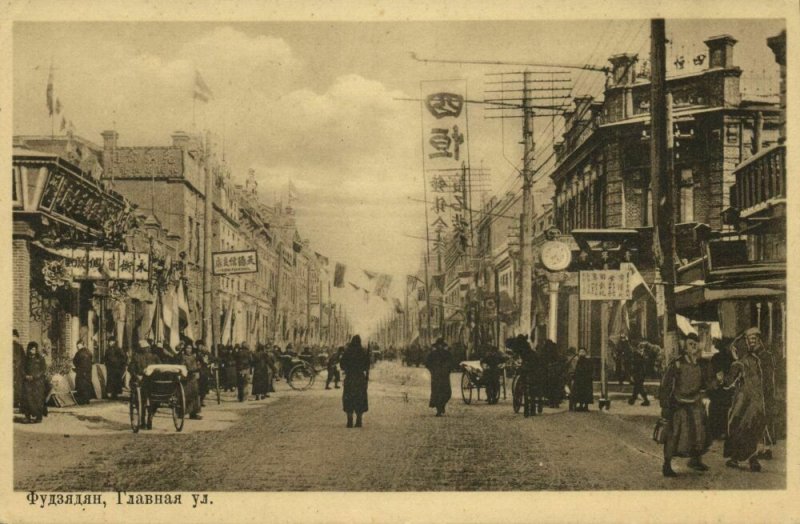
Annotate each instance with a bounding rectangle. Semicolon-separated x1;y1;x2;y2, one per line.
212;250;258;275
579;270;631;301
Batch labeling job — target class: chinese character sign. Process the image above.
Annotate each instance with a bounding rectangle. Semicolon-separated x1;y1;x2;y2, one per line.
421;79;469;240
212;250;259;275
579;270;631;301
52;248;149;281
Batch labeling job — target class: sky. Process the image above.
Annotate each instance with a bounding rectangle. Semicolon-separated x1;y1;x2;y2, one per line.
13;19;784;336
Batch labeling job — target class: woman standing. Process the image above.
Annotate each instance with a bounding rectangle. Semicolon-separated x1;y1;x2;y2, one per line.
340;335;370;428
72;341;94;405
22;342;48;423
426;338;452;417
251;344;271;400
571;348;594;411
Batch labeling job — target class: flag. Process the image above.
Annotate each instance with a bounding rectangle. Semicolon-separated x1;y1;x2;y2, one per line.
364;289;370;303
407;275;418;290
193;69;214;103
349;282;360;291
375;274;392;299
622;262;655;300
315;252;329;266
55;98;62;115
177;280;194;341
393;298;404;314
333;262;346;288
288;180;298;202
363;270;377;280
46;65;54;116
417;286;426;301
60;117;66;132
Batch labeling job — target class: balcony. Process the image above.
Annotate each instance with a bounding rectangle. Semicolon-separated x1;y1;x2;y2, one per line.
730;144;785;216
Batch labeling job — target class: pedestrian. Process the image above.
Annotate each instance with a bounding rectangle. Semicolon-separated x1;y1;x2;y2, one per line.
659;333;713;477
72;341;94;405
197;342;212;407
181;343;203;420
128;339;161;430
750;328;779;461
326;346;343;390
719;330;768;472
22;341;48;423
224;345;238;391
340;335;370;427
514;335;540;417
13;329;25;410
426;337;452;416
707;337;735;440
236;343;253;402
564;347;579;411
628;342;651;406
104;338;127;400
480;345;506;404
251;344;271;400
614;334;632;386
572;348;594;411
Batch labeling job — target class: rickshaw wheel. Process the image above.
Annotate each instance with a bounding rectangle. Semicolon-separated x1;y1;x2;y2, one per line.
289;363;315;391
512;376;523;414
130;386;141;433
460;372;472;405
172;382;186;432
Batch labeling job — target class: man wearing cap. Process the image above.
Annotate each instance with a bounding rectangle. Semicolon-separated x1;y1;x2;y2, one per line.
659;333;713;477
72;341;95;405
104;338;127;401
425;338;452;416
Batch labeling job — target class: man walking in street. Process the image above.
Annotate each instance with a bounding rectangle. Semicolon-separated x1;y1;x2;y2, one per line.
72;341;94;405
326;347;343;390
480;345;507;404
426;338;452;416
341;335;370;427
628;342;650;406
659;333;713;477
128;340;161;430
236;342;253;402
104;338;127;401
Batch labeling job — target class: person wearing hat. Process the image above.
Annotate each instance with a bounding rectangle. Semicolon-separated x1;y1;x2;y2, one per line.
745;327;780;460
128;339;162;429
72;341;95;405
658;332;713;477
425;338;453;416
340;335;370;427
181;342;203;419
22;341;48;423
13;329;25;410
104;337;128;401
235;342;254;402
480;345;507;405
628;342;651;407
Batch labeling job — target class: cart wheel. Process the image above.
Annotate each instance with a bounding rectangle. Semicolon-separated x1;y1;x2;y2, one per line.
460;372;472;405
130;386;141;433
289;363;315;391
172;382;186;432
512;376;523;414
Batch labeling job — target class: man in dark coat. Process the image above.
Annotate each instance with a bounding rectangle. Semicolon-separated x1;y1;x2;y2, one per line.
751;329;779;460
251;344;271;400
341;335;370;427
235;343;253;402
720;330;768;472
13;329;25;410
425;338;452;416
480;345;506;404
659;333;713;477
22;341;48;423
73;342;95;405
104;338;127;400
326;347;343;390
628;342;650;406
515;335;541;417
196;342;212;406
181;343;203;420
707;338;735;440
614;334;632;386
572;348;594;411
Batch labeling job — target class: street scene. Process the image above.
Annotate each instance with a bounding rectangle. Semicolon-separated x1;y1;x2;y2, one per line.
11;15;787;494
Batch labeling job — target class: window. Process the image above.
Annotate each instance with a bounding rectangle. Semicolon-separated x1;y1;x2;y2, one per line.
679;168;694;223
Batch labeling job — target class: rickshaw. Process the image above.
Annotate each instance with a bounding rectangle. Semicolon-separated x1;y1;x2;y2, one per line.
459;360;508;405
129;364;188;433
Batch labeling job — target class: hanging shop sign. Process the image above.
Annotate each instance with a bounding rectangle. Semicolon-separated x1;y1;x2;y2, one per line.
51;248;150;281
212;250;258;275
579;270;631;301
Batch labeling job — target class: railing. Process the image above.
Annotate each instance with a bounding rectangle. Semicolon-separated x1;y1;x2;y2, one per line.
730;144;785;212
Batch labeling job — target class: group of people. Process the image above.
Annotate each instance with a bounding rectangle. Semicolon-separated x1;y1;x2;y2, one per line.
659;327;781;477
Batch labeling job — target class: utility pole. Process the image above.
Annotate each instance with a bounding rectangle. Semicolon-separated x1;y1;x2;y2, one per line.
202;132;214;356
650;19;679;361
519;70;535;338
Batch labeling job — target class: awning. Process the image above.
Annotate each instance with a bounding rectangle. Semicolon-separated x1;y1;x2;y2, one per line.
676;280;784;311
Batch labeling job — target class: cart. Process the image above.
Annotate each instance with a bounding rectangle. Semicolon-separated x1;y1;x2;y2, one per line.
129;364;188;433
459;360;508;405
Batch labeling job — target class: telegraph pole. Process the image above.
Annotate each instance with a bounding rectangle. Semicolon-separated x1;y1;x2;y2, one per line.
519;70;535;337
202;132;214;354
650;19;679;361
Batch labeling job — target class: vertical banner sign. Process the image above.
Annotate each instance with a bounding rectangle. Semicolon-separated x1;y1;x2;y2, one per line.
420;80;468;255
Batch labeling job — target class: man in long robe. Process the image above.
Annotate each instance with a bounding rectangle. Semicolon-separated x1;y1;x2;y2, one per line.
720;330;767;472
182;343;202;420
628;343;650;406
104;338;127;400
341;335;370;427
22;342;48;423
13;329;25;410
572;348;594;411
480;346;507;404
235;343;253;402
426;338;452;416
659;333;713;477
72;342;95;405
251;344;271;400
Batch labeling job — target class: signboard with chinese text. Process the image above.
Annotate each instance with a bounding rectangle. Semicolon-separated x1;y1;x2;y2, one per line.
52;248;150;281
579;270;631;301
212;250;258;275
